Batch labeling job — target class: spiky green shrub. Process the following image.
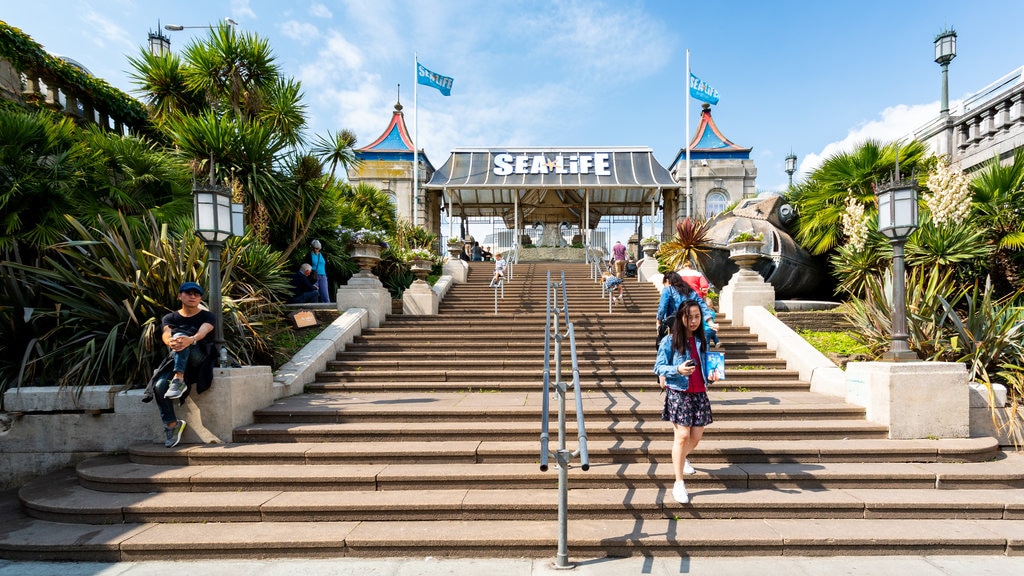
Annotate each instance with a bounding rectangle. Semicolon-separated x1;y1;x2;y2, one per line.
655;217;714;273
0;213;289;398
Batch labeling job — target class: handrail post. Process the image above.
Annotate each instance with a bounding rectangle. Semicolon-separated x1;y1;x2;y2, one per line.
538;270;589;570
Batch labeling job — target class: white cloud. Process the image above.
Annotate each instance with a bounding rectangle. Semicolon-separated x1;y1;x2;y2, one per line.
230;0;257;21
521;0;674;82
80;10;135;53
800;101;940;176
280;20;320;44
309;3;332;19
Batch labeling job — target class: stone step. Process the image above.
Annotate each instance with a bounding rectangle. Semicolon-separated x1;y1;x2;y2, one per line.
311;368;803;384
121;438;999;467
231;419;888;443
65;454;1024;495
249;391;860;423
324;358;789;372
5;512;1021;561
305;379;811;393
18;467;1023;525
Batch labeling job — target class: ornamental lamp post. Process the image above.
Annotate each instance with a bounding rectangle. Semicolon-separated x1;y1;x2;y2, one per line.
784;152;797;188
934;29;957;115
147;23;171;56
876;175;920;361
193;181;236;367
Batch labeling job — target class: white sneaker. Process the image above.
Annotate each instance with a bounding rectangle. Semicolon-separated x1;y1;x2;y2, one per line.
672;480;689;504
683;459;696;475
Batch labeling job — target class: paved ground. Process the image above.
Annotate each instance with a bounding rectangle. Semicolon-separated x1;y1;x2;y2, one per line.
3;556;1024;576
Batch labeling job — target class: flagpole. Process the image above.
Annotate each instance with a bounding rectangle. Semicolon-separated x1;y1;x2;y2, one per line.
685;49;692;220
413;52;419;228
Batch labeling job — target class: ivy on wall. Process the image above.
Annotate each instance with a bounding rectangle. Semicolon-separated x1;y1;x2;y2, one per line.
0;20;149;130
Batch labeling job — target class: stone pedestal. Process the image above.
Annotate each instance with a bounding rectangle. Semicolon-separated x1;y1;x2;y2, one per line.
175;366;274;444
402;280;439;315
638;257;660;283
336;279;391;328
845;361;970;439
443;259;468;283
719;269;775;326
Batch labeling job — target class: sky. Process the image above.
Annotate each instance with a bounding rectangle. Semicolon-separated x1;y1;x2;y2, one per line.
4;0;1024;239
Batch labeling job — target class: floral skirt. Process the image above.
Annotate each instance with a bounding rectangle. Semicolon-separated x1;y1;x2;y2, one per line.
662;388;714;427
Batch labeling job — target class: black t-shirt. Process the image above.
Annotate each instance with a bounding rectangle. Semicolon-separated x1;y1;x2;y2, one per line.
161;309;216;338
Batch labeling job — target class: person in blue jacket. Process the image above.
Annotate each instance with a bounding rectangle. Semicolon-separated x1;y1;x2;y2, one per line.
656;271;717;347
654;300;720;504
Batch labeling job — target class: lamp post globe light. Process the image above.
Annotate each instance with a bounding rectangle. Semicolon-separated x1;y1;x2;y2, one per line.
934;29;957;115
193;180;242;367
784;153;797;188
876;175;920;362
147;23;171;56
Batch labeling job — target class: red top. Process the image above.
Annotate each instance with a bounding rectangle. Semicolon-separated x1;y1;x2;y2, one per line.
687;337;706;393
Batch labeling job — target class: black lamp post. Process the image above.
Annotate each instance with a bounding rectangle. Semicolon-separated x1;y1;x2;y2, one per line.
934;29;957;115
193;181;236;367
877;175;920;361
784;153;797;188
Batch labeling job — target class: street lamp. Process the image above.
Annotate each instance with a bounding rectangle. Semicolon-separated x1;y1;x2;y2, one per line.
876;174;920;361
193;177;243;367
148;22;171;56
784;152;797;188
934;29;957;115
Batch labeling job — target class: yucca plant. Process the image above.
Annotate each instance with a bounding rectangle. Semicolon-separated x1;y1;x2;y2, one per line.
0;212;289;395
927;277;1024;384
829;237;889;298
844;264;963;358
656;217;714;273
992;364;1024;450
907;220;993;289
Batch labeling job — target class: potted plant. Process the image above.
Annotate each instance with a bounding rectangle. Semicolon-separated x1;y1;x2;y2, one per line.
727;231;765;270
339;227;388;276
406;248;435;282
446;237;464;257
641;235;660;257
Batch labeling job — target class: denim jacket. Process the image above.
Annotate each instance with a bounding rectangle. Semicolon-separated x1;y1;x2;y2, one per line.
653;334;710;391
657;286;714;324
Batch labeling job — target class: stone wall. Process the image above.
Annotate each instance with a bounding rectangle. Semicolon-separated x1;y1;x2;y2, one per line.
775;310;852;332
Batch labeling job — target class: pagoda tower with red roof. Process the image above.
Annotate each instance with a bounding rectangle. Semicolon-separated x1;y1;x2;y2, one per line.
667;103;757;223
350;99;436;232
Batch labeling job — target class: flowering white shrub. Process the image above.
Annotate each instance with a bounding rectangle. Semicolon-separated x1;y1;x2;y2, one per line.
841;193;869;252
925;159;972;225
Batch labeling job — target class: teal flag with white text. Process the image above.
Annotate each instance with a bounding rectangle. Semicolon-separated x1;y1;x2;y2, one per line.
417;62;453;96
689;72;719;105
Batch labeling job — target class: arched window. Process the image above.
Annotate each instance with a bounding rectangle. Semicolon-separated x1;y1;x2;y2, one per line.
705;190;728;218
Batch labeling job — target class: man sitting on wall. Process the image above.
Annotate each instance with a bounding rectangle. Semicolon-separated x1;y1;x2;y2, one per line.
288;263;321;304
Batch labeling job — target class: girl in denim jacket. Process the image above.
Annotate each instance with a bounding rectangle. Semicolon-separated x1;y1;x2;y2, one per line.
653;300;720;504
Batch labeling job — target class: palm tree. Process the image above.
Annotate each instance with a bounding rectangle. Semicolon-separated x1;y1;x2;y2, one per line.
0;111;82;261
311;129;361;180
789;139;928;256
970;148;1024;292
126;49;205;126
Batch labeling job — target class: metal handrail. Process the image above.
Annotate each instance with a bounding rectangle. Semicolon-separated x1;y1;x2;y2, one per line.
538;270;589;569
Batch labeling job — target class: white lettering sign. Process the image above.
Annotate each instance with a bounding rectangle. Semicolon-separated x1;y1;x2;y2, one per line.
492;152;612;177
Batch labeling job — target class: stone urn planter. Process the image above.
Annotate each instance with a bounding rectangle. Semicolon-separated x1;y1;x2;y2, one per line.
446;243;463;258
641;243;659;258
728;240;764;271
410;258;433;282
351;243;382;277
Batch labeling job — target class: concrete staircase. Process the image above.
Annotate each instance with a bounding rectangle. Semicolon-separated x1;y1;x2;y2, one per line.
3;261;1024;561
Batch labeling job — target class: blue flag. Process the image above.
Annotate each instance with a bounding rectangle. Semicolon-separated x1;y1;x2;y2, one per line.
689;72;719;105
417;62;453;96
